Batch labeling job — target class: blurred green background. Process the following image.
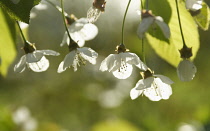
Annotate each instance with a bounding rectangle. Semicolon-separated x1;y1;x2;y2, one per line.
0;0;210;131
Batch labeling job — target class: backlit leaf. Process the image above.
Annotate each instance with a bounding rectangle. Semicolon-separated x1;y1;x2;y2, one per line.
145;0;199;67
0;9;17;76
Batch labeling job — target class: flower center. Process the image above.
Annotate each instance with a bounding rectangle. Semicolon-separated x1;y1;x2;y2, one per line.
140;69;153;79
115;44;129;54
23;41;36;54
118;59;127;72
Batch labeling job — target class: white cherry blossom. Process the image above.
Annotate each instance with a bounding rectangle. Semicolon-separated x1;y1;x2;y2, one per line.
14;50;60;73
100;52;147;79
58;47;98;72
137;11;170;39
186;0;203;11
61;18;98;47
177;59;197;81
130;70;173;101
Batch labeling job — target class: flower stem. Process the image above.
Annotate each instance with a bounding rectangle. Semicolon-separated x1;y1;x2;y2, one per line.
60;0;71;44
45;0;68;16
16;21;27;44
175;0;187;48
121;0;131;45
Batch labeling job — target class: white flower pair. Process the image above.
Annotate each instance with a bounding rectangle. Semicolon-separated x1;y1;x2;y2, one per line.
99;44;173;101
58;16;99;72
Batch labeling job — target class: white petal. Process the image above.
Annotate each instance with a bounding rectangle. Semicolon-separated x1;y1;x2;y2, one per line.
70;32;85;47
78;23;98;41
177;60;197;81
69;18;88;32
40;50;60;56
155;16;170;39
26;51;44;63
63;51;76;70
99;54;116;72
130;88;143;100
154;75;174;84
109;54;122;72
191;4;202;10
57;61;66;73
112;63;133;79
78;47;98;64
143;86;162;101
121;52;148;71
154;78;173;100
72;54;79;72
14;55;26;73
87;6;101;23
186;0;202;11
135;77;154;90
28;56;49;72
61;32;69;46
137;16;154;39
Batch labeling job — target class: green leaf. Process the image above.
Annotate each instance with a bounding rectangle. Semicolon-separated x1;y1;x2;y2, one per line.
145;0;200;67
0;0;41;23
0;9;17;77
194;2;210;31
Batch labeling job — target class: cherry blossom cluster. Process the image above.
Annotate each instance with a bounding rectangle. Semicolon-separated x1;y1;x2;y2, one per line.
14;0;203;102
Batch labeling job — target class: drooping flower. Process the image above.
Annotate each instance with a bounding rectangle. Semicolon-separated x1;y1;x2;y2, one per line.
87;0;106;23
14;42;60;73
58;39;98;72
177;46;197;81
177;59;197;81
61;16;98;47
130;69;173;101
100;44;147;79
185;0;203;11
137;10;170;39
